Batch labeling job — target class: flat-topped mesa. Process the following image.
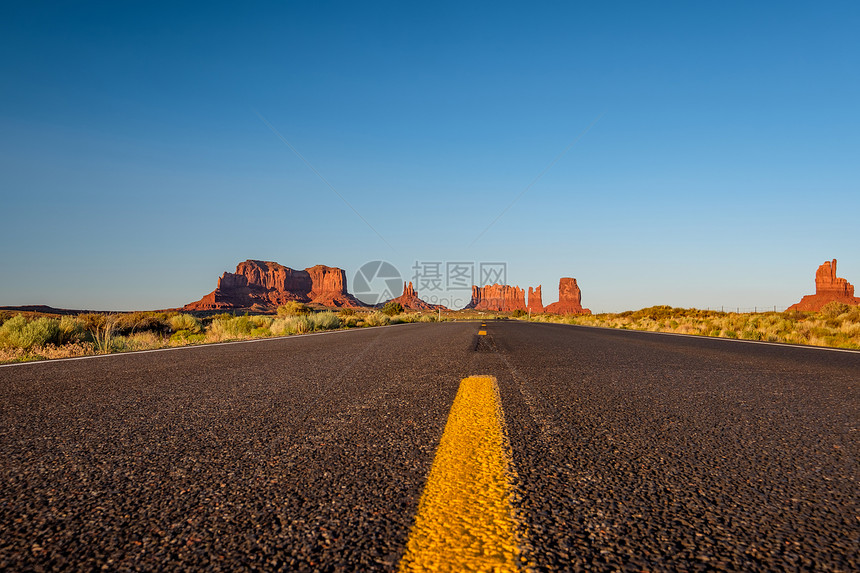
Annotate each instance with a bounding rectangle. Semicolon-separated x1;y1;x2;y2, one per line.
545;277;591;315
382;281;449;311
787;259;860;311
527;286;544;313
184;260;365;311
465;284;527;312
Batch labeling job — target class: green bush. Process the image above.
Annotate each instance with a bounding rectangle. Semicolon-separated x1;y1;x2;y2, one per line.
0;315;61;350
382;302;404;316
511;309;527;318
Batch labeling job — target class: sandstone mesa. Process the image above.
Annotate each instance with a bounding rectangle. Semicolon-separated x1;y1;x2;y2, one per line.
184;260;364;311
787;259;860;312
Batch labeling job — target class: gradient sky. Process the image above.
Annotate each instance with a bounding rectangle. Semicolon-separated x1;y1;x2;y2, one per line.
2;1;858;312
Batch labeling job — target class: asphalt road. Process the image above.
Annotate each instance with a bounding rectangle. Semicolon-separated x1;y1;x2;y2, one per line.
1;321;857;571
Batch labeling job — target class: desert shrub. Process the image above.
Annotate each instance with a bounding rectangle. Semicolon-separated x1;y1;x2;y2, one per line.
631;305;675;321
269;318;290;336
382;302;404;316
78;313;108;333
418;314;434;323
364;312;390;327
511;309;527;318
819;301;852;320
114;312;170;335
0;315;61;350
289;315;312;334
169;330;206;344
115;331;162;351
249;315;273;329
250;327;270;337
168;313;202;334
58;316;86;344
341;316;361;328
339;308;356;317
268;315;312;336
207;316;254;340
277;301;309;316
310;311;340;331
76;314;119;353
843;306;860;323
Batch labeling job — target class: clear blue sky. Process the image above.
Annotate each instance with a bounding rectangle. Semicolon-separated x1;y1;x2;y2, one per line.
2;1;858;312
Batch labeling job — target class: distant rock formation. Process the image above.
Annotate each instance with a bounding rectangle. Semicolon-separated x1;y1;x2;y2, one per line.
545;278;591;315
527;286;544;313
382;282;448;311
465;284;528;312
184;260;365;311
787;259;860;311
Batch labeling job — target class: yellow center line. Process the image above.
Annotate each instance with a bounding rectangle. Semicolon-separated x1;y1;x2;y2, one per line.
399;376;524;572
478;330;487;335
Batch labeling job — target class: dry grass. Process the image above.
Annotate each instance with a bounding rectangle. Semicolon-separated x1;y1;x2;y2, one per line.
525;302;860;350
0;307;449;364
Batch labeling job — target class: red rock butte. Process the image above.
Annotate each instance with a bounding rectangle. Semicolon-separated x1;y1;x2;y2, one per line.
465;284;528;312
383;282;448;311
528;286;544;313
184;260;365;311
787;259;860;312
545;278;591;315
465;278;590;314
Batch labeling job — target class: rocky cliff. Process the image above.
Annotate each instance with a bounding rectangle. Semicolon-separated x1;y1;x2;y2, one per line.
527;286;544;313
465;284;528;312
184;260;365;311
787;259;860;311
382;282;448;311
545;278;591;315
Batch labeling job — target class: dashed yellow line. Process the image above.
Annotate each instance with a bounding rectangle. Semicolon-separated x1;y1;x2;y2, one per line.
478;330;487;335
399;376;524;572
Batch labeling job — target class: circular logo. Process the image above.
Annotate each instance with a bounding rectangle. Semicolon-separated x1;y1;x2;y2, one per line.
353;261;403;306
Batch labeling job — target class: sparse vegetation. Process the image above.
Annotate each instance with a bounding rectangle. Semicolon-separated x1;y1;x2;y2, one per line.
4;302;855;365
277;301;309;316
381;302;404;316
522;303;860;350
364;311;391;327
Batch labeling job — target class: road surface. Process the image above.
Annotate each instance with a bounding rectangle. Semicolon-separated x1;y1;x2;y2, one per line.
1;321;857;571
